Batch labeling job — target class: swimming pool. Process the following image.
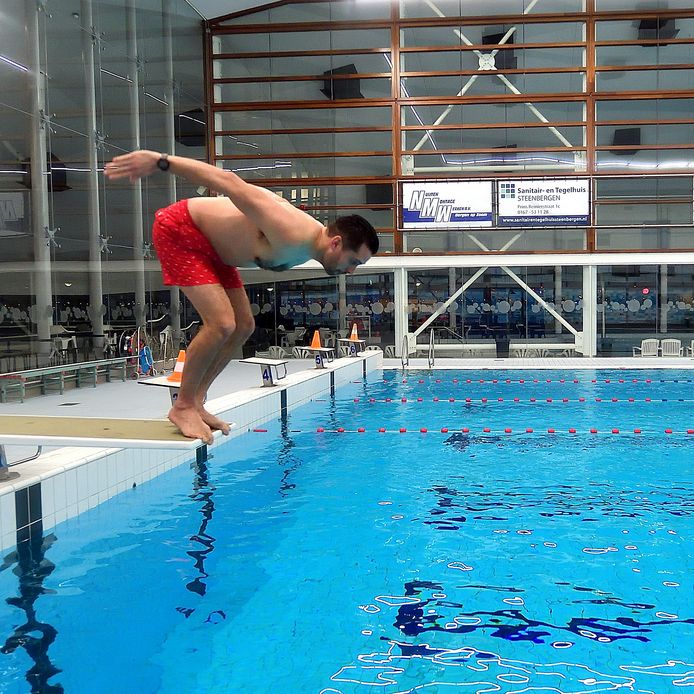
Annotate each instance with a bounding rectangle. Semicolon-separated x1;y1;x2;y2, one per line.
1;368;693;693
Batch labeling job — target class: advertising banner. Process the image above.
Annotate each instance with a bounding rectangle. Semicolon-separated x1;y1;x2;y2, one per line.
402;181;493;229
498;179;589;226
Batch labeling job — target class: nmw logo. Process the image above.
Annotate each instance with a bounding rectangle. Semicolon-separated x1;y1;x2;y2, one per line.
408;189;452;223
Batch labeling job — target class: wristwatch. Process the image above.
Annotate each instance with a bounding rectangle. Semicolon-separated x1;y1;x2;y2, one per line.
156;153;170;172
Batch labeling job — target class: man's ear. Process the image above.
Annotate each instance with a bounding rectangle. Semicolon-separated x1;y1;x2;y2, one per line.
330;235;343;251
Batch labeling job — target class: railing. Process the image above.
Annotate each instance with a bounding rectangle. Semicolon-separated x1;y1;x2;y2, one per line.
427;329;435;368
401;334;410;368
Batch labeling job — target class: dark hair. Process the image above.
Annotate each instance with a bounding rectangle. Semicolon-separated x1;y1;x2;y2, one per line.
328;215;379;254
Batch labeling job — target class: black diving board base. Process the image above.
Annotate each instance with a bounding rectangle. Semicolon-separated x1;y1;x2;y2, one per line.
0;414;202;449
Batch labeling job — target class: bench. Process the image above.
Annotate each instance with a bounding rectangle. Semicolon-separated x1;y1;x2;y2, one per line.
0;357;133;403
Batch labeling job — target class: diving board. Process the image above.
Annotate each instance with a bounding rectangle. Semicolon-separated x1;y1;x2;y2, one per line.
0;414;202;450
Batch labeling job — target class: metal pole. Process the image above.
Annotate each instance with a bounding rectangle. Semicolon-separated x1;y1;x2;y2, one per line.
27;2;53;362
162;0;181;344
126;0;147;328
82;0;105;355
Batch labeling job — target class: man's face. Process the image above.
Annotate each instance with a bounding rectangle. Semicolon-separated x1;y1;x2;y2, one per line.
323;239;372;276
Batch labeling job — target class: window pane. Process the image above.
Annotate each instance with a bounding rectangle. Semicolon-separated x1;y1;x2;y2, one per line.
594;176;692;199
410;151;585;173
595;17;694;41
400;0;583;19
216;53;391;79
597;43;694;67
215;29;391;54
596;124;694;147
401;22;585;47
402;229;586;251
215;77;391;103
595;202;692;225
402;101;585;125
217;107;392;131
596;148;694;170
596;228;694;250
401;47;584;72
225;156;392;179
402;72;584;97
596;98;694;121
404;126;583;150
216;131;392;156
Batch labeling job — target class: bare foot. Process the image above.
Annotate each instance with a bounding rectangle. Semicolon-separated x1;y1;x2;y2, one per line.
199;409;231;435
169;405;214;444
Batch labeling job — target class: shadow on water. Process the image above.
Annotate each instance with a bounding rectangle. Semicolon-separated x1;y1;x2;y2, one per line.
1;529;63;693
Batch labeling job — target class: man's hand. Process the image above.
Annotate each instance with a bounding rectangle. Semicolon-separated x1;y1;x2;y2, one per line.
104;150;160;182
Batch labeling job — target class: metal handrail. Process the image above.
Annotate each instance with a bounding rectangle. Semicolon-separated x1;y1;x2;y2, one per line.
0;445;43;479
401;334;409;368
427;329;435;368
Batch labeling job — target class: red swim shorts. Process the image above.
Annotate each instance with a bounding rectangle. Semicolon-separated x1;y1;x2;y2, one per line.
152;199;243;289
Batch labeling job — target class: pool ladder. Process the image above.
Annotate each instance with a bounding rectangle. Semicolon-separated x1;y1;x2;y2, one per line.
0;445;43;480
427;329;435;368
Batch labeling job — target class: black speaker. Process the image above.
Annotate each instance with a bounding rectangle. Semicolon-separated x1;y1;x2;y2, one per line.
638;18;679;46
19;153;71;192
365;183;393;210
175;108;206;147
610;127;641;155
482;32;517;70
320;64;364;100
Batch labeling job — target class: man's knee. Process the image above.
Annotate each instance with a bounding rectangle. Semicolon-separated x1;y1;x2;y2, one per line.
207;317;237;341
236;315;255;342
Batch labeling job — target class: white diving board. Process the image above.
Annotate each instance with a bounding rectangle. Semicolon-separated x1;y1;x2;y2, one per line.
0;414;202;450
239;357;289;386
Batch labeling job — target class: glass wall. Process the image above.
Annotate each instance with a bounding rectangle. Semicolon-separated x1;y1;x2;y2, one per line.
0;0;205;373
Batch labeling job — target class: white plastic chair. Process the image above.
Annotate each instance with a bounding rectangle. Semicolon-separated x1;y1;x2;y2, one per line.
268;345;289;359
660;338;683;357
364;345;382;352
632;339;659;357
384;345;396;357
687;339;694;357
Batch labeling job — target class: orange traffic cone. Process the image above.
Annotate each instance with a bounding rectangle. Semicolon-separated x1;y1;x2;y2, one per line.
167;350;186;382
349;323;359;341
310;330;321;349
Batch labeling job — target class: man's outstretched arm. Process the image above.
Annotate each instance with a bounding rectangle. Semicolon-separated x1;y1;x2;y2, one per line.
104;150;319;245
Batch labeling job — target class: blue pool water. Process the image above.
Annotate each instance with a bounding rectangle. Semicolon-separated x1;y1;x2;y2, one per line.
1;368;693;693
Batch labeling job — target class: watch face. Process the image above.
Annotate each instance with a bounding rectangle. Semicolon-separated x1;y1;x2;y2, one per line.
157;157;169;171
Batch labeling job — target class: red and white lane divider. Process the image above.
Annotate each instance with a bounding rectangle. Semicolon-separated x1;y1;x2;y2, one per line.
389;377;683;385
351;397;683;404
252;426;694;436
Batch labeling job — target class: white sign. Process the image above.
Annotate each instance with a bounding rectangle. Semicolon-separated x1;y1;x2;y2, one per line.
402;181;493;229
498;179;589;226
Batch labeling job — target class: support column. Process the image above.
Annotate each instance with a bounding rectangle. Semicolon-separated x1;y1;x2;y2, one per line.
448;268;457;331
82;0;105;354
554;265;562;334
338;275;347;332
582;265;597;357
27;3;52;360
162;0;181;342
659;264;668;334
126;0;146;328
394;267;408;357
